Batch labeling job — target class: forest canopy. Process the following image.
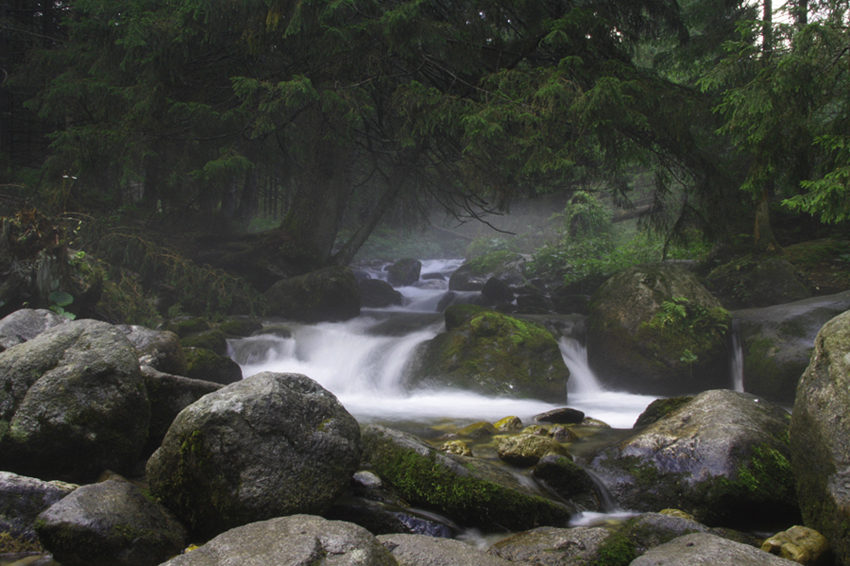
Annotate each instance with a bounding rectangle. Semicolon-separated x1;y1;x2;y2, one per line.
1;0;849;267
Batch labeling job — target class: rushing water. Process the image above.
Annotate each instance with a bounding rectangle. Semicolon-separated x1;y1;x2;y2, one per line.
229;258;658;430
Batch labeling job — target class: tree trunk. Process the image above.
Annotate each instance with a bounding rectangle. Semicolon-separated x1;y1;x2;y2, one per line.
754;186;780;253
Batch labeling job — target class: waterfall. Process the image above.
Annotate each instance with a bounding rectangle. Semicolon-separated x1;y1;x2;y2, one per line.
730;320;745;393
560;337;604;396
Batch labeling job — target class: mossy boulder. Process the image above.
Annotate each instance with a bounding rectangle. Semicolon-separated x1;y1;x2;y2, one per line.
360;424;573;531
146;372;362;538
180;329;228;356
588;390;799;529
449;252;527;291
633;396;693;428
790;309;850;566
630;532;797;566
265;265;361;322
183;347;242;385
733;290;850;404
706;255;811;309
586;263;731;395
359;278;403;308
0;471;76;553
118;325;188;377
216;318;263;338
409;308;569;402
488;526;634;566
35;479;187;566
0;320;149;482
497;434;567;467
386;258;422;287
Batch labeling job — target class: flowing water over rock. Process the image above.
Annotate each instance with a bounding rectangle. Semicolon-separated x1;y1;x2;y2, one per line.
229;259;658;430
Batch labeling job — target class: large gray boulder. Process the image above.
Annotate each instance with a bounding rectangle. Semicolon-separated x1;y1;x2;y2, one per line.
378;533;512;566
588;390;798;529
35;479;187;566
734;290;850;404
265;265;361;322
630;532;798;566
359;279;403;308
488;526;628;566
586;263;731;395
0;319;149;482
408;306;570;401
118;325;188;377
159;515;397;566
0;308;68;351
385;258;421;287
0;471;76;552
790;309;850;566
146;372;362;537
360;424;573;531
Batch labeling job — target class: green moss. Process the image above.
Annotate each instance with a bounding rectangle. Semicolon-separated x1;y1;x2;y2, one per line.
777;320;807;338
634;397;693;428
592;532;636;566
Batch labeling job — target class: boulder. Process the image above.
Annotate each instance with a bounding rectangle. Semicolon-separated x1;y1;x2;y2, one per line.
265;265;361;322
379;533;512;566
158;515;397;566
488;526;633;566
140;365;222;455
385;259;422;287
0;308;68;351
118;325;188;376
531;455;600;512
707;256;811;309
146;372;362;537
216;318;263;338
409;307;570;401
534;407;585;424
35;479;187;566
162;317;211;339
588;390;799;529
496;434;567;467
359;279;403;308
733;290;850;404
619;511;757;555
630;532;799;566
790;309;850;565
481;277;514;304
360;424;573;531
761;525;831;566
586;263;731;395
449;252;527;291
183;347;242;385
0;319;149;482
180;329;228;356
0;472;76;552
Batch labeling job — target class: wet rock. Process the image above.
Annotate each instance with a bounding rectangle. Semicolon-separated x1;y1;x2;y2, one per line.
588;390;799;529
515;292;554;314
140;365;222;455
146;372;362;537
118;325;188;376
494;416;523;432
761;525;831;566
707;256;811;309
790;309;850;566
180;329;228;356
0;309;68;352
481;277;514;304
409;307;570;401
456;421;498;438
359;279;403;308
35;479;186;566
162;317;211;338
326;497;454;538
488;526;632;566
265;265;361;322
449;252;527;291
0;320;149;482
621;511;715;555
183;347;242;385
216;318;263;338
630;532;798;566
734;290;850;404
586;263;731;395
361;424;573;531
158;515;397;566
0;472;76;553
497;434;567;467
379;533;511;566
441;440;472;457
633;396;693;428
531;455;600;512
386;259;422;287
534;407;585;424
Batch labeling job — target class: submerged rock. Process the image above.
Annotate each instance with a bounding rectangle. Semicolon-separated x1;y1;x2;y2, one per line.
409;307;570;401
146;372;362;537
0;319;149;482
586;263;731;395
158;515;397;566
589;389;799;529
360;424;573;531
790;309;850;566
35;479;186;566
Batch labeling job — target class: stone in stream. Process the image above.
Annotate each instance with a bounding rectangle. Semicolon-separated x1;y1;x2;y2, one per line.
630;532;799;566
146;372;362;537
264;265;361;322
488;526;633;566
386;258;422;287
379;533;512;566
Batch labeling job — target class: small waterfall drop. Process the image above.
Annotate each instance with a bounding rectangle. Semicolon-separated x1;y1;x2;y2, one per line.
730;320;745;392
560;337;604;396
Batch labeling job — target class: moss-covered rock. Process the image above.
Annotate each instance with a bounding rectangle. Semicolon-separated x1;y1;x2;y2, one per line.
633;396;693;428
497;434;567;467
265;265;360;322
589;390;799;530
119;325;188;377
409;308;569;402
180;329;228;356
531;454;600;512
360;424;573;531
790;309;850;566
0;472;76;553
183;347;242;385
706;255;811;309
488;526;634;566
586;263;731;395
449;252;527;291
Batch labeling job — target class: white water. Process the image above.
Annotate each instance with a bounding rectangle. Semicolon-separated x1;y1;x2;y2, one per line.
730;321;745;393
230;259;658;430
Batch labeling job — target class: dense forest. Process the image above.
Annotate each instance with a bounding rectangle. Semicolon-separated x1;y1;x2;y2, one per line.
1;0;848;321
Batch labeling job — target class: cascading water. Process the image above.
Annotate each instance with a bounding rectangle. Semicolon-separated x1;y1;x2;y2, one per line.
730;320;745;393
228;258;658;429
